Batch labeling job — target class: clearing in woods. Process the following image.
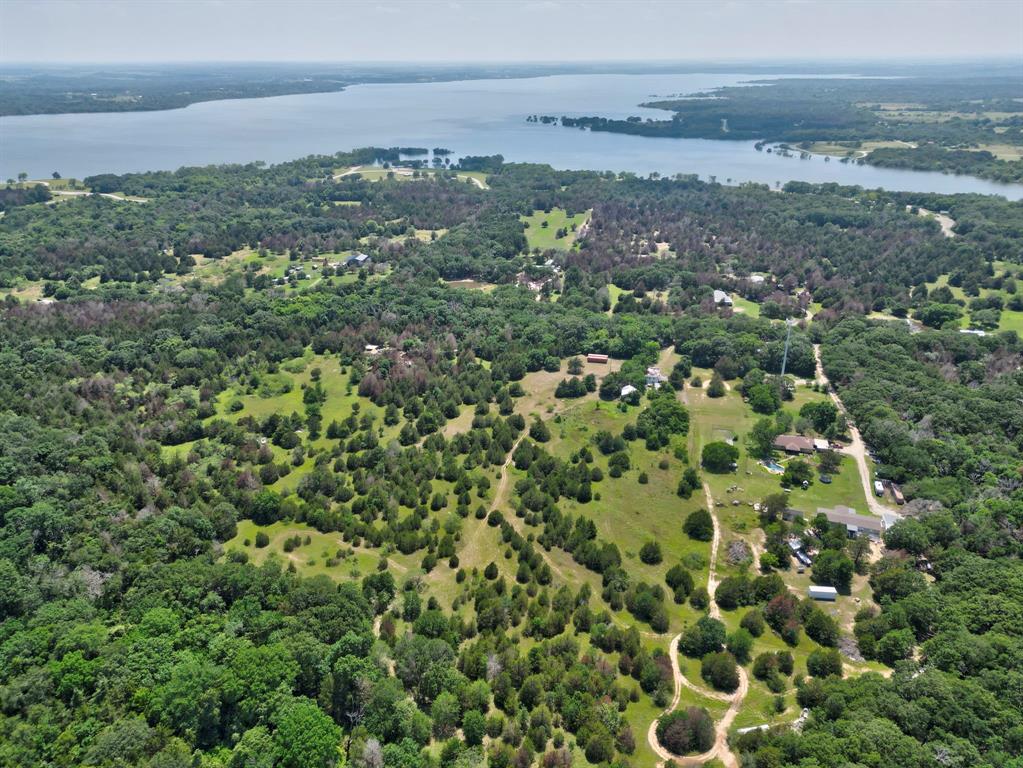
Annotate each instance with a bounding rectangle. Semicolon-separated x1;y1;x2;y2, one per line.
522;207;591;251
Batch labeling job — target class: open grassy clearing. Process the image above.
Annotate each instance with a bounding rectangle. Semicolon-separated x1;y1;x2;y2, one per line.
0;279;45;302
202;348;885;744
224;520;380;581
731;294;761;318
411;227;448;242
204;353;397;493
546;399;709;634
925;271;1023;332
686;375;872;521
521;207;591;251
607;283;627;314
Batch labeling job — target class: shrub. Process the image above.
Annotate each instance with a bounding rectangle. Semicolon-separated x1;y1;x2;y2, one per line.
665;565;693;597
804;607;840;647
639;541;663;565
689;586;709;610
254;531;270;548
683;508;714;541
726;628;754;664
806;648;843;678
740;609;765;637
706;375;726;398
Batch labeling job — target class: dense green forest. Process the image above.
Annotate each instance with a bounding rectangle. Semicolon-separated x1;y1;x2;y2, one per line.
546;76;1023;183
1;150;1022;768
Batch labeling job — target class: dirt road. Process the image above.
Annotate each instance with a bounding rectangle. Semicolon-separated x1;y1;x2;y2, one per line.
814;345;900;519
646;483;746;767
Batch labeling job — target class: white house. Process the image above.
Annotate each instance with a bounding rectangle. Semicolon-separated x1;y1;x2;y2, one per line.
645;366;667;389
713;289;733;306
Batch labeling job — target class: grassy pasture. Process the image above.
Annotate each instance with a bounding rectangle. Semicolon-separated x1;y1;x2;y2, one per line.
225;520;380;581
730;294;761;318
925;271;1023;333
522;207;591;251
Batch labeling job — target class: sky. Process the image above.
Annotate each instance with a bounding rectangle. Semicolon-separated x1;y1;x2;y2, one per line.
1;0;1021;64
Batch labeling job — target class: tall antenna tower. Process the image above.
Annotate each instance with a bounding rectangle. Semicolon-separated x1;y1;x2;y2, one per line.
780;318;795;378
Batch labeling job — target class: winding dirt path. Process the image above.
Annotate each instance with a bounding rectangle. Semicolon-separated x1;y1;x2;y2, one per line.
646;483;747;767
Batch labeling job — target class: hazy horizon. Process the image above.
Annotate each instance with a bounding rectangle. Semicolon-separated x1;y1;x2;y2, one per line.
2;0;1021;64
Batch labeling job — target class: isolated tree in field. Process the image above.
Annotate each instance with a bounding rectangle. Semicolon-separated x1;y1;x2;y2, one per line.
701;651;739;692
707;375;726;398
639;541;663;564
680;615;726;657
759;492;789;525
665;564;694;599
804;607;839;647
528;417;550;442
747;417;779;459
676;467;700;498
684;508;714;541
702;441;738;472
656;707;714;756
818;449;841;475
781;459;813;487
727;628;754;663
689;586;709;610
741;609;765;637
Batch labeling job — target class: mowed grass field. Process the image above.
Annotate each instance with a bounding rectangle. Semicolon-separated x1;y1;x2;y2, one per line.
730;294;762;318
685;371;871;526
522;207;591;251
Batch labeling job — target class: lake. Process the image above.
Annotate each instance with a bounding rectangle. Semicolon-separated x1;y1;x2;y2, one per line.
2;73;1021;198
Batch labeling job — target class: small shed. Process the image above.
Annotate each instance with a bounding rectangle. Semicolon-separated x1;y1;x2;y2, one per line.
808;586;838;601
620;384;638;399
586;353;609;364
713;289;733;306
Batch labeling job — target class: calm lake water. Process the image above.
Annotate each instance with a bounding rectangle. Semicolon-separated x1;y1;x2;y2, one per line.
2;73;1021;198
